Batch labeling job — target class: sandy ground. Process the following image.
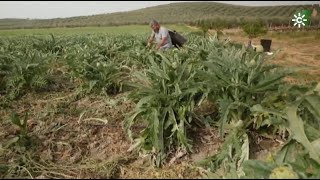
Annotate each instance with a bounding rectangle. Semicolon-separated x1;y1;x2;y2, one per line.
223;29;320;84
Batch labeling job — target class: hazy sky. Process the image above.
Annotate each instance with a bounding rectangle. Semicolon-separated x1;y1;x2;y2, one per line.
1;1;319;19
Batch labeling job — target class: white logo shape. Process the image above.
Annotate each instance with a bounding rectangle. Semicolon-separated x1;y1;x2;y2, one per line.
292;12;308;28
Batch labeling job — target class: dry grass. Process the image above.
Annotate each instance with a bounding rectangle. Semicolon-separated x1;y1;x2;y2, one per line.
120;161;200;179
0;89;212;179
0;91;135;178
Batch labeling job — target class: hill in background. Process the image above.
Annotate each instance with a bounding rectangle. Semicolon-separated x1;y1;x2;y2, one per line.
0;2;318;29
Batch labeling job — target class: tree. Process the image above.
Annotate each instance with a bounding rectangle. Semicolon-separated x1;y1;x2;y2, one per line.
241;19;268;48
196;19;211;38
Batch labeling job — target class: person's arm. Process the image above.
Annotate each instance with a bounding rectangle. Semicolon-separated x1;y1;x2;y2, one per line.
147;32;155;47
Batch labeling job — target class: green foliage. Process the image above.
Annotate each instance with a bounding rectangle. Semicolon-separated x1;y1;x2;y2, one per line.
196;36;320;178
32;34;64;54
0;34;149;102
211;17;227;33
241;19;268;39
198;43;291;137
242;140;320;179
64;43;124;95
124;51;204;167
5;112;32;149
252;83;320;163
195;18;227;38
198;124;249;178
0;39;53;100
196;19;211;38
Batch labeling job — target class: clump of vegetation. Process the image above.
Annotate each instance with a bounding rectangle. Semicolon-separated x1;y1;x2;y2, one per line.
241;19;268;48
197;42;320;178
196;18;227;39
124;51;204;167
196;19;211;38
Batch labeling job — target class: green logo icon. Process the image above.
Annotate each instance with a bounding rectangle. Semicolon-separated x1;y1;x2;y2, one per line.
292;10;312;28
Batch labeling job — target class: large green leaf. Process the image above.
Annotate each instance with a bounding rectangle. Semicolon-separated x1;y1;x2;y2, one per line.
152;108;160;151
312;138;320;153
304;95;320;122
124;109;145;140
237;133;249;168
217;98;233;137
304;123;320;142
243;160;275;179
287;105;320;163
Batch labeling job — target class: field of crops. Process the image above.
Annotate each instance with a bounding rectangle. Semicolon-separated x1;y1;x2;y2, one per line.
0;24;196;37
1;30;320;178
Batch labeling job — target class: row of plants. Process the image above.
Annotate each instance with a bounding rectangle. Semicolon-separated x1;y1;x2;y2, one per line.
0;34;150;104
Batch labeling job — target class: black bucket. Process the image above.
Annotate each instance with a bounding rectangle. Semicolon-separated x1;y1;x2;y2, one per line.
260;39;272;52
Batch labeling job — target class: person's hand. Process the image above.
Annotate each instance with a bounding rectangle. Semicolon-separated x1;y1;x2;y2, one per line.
147;42;151;48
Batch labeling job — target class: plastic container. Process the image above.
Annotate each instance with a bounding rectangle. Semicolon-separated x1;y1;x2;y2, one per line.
260;39;272;52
